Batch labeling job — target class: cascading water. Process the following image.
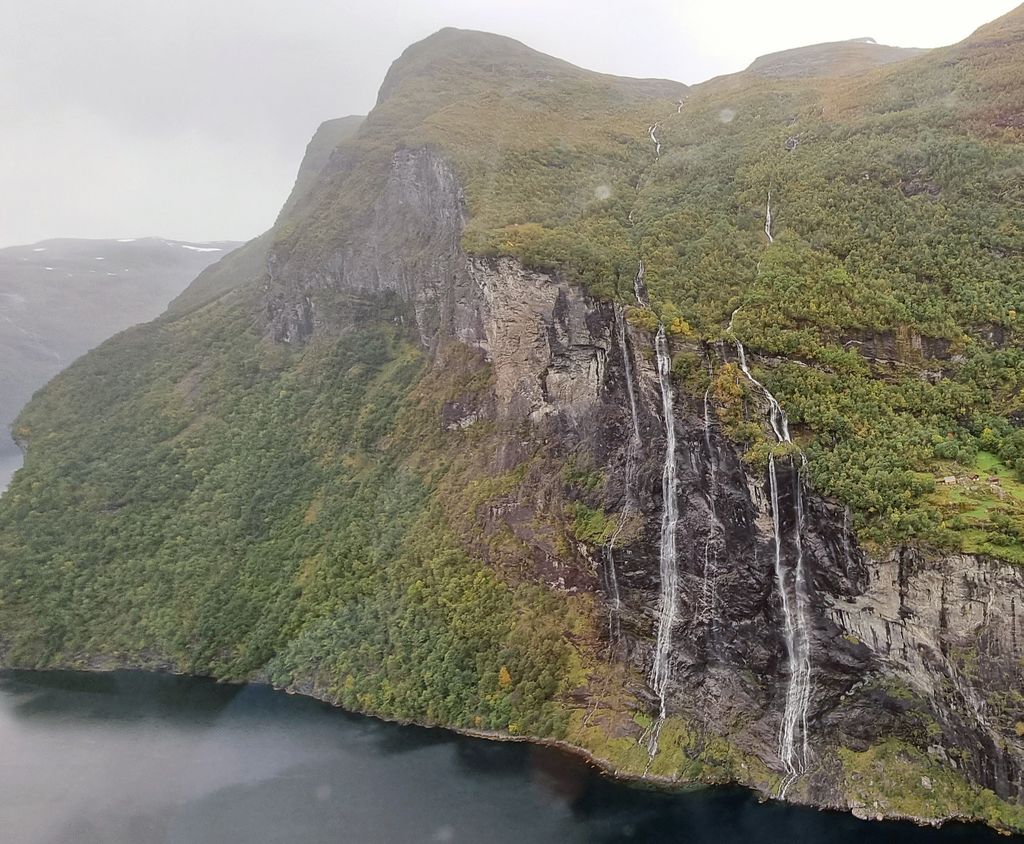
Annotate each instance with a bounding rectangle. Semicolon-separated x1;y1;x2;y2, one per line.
616;307;643;451
647;323;679;758
730;310;813;796
764;190;774;244
603;305;644;645
768;455;813;797
695;376;721;628
841;505;854;569
634;112;679;760
736;341;789;443
600;544;623;645
648;123;662;158
633;261;650;307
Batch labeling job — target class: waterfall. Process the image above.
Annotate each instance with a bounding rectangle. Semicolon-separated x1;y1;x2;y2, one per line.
764;190;774;244
627;254;678;757
695;383;720;628
648;123;662;158
633;260;650;307
731;328;813;797
770;455;813;797
842;505;854;568
736;341;790;443
792;457;812;770
703;385;715;460
603;306;644;645
648;323;679;756
618;308;643;449
601;544;623;644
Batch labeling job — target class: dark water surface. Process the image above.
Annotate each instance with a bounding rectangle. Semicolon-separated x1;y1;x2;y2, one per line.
0;670;1018;844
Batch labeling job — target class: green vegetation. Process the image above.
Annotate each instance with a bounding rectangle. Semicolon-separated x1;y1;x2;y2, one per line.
0;300;584;736
0;10;1023;831
930;451;1024;563
180;11;1023;557
839;739;1024;832
387;14;1024;559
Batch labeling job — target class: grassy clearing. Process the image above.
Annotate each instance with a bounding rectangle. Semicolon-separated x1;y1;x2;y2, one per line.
931;452;1024;563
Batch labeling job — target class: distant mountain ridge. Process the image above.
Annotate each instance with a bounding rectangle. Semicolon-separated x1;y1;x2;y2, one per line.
746;37;928;78
0;236;238;489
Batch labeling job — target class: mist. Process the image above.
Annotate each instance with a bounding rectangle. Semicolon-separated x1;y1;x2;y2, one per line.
1;0;1018;246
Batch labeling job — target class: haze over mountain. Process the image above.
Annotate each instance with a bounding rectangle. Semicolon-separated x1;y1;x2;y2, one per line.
1;4;1023;836
2;1;1018;247
0;238;237;489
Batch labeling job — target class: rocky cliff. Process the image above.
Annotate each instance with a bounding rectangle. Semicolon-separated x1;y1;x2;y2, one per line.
254;128;1024;825
2;11;1023;835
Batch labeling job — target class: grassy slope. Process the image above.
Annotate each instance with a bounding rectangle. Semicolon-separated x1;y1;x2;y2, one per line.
456;9;1024;556
745;39;928;78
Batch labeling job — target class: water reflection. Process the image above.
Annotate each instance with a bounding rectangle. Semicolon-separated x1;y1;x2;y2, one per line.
0;670;1018;844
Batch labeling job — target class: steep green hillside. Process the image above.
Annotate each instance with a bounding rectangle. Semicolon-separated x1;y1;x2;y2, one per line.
622;14;1024;551
1;301;581;736
1;26;680;733
0;237;238;490
1;10;1024;832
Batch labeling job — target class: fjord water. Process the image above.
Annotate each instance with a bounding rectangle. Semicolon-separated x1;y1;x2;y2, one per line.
0;671;1016;844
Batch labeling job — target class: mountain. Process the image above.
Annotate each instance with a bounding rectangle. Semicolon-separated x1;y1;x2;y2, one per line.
165;115;366;317
1;8;1024;832
745;38;927;78
0;237;238;490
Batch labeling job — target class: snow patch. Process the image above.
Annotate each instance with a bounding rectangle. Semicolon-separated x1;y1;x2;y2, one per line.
94;256;105;260
32;247;46;252
116;238;136;243
179;244;222;252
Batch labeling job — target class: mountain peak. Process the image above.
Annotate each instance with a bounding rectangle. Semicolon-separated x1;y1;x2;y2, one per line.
375;27;579;105
375;27;684;106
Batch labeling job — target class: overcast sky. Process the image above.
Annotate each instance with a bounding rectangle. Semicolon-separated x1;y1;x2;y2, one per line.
1;0;1018;247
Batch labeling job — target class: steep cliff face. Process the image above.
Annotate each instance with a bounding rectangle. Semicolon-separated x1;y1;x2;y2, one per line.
829;551;1024;802
255;136;1024;823
2;15;1023;836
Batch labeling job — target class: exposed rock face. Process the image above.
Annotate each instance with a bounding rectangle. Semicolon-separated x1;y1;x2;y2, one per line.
266;147;613;426
829;551;1024;801
461;258;611;424
267;146;469;345
262;144;1024;816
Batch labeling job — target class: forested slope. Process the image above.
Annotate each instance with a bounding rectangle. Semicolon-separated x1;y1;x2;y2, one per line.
1;11;1023;832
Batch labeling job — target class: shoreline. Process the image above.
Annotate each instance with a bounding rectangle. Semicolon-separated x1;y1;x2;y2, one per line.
2;660;1015;837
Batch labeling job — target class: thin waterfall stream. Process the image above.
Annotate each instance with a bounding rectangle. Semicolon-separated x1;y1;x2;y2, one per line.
603;305;644;645
631;258;680;760
730;307;812;797
696;371;722;629
648;322;679;758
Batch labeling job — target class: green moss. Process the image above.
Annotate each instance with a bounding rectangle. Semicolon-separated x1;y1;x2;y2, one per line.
839;740;1024;833
568;503;616;545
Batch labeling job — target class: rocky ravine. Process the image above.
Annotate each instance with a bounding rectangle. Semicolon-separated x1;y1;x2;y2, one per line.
262;145;1024;825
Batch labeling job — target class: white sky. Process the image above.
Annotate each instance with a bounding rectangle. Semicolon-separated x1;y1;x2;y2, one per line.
0;0;1018;247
